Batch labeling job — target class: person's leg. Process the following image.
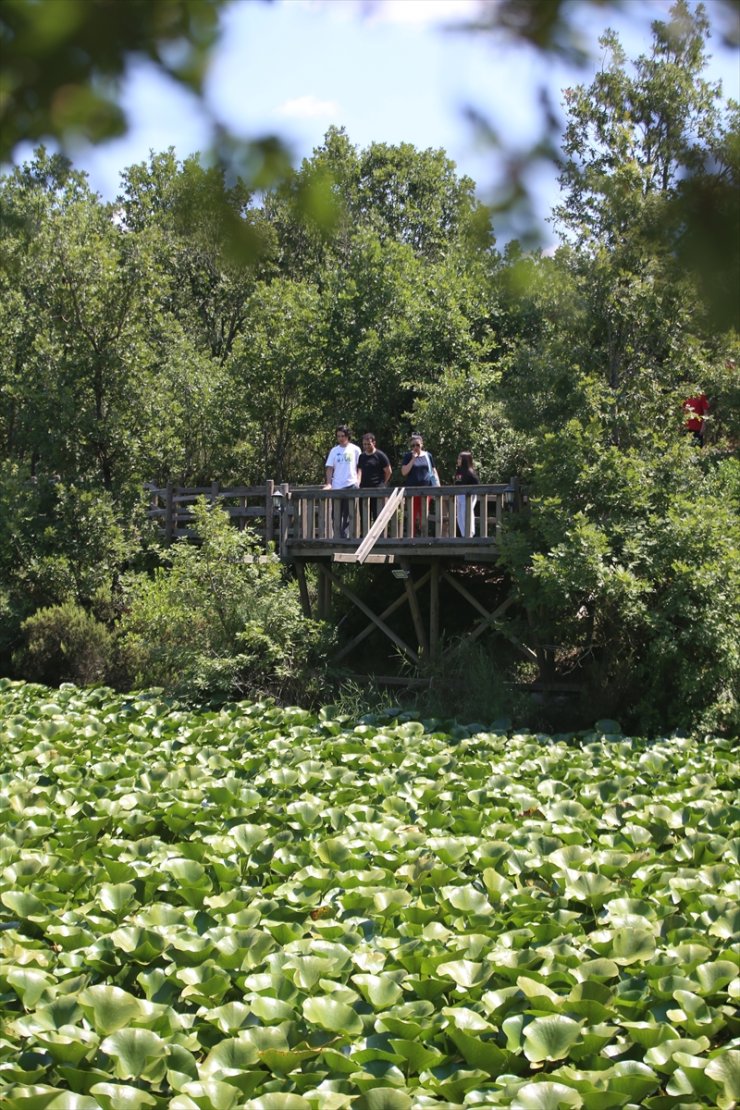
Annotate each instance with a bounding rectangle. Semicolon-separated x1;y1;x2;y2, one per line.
339;495;350;539
412;495;421;537
456;493;465;537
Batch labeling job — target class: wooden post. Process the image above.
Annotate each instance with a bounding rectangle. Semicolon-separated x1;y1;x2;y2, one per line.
279;482;290;560
294;561;311;618
165;483;174;544
318;564;332;620
430;561;440;661
403;563;429;656
264;479;274;545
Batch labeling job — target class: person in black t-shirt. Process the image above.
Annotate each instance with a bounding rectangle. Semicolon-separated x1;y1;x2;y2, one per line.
358;432;392;526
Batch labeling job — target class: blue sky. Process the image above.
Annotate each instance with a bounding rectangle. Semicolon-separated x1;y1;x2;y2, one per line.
46;0;740;244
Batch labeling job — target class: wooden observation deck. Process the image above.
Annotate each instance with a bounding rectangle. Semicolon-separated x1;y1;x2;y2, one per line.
147;480;527;670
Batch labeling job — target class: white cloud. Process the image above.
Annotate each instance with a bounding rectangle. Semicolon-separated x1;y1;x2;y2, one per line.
275;94;342;120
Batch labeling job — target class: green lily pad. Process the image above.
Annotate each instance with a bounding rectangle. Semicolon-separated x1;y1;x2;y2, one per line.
523;1016;583;1063
303;996;364;1035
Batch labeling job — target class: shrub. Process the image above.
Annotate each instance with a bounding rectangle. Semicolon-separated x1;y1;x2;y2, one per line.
14;602;113;687
116;499;333;704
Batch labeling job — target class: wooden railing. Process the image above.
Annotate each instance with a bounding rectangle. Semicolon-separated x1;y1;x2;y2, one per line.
145;481;283;545
145;480;522;556
285;483;520;551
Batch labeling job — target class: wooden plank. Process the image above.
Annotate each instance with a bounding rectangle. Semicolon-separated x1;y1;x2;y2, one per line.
347;487;404;564
333;553;396;563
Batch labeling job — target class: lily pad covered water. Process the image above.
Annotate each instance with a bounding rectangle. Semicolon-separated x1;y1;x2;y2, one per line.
0;681;738;1109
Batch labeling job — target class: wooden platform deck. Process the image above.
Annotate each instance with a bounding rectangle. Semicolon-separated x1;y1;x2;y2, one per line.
146;480;526;669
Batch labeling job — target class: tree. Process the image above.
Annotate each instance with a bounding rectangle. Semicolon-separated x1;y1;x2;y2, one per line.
487;2;740;732
554;0;739;331
0;150;166;490
117;150;277;361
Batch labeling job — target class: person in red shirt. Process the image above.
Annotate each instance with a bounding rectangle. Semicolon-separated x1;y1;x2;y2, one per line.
683;393;709;446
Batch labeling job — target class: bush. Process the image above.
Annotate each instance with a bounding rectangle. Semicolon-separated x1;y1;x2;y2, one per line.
116;499;333;704
14;602;113;687
0;468;133;670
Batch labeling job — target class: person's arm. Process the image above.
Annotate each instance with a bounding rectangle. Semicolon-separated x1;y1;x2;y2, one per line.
324;449;334;489
383;463;392;484
400;450;415;478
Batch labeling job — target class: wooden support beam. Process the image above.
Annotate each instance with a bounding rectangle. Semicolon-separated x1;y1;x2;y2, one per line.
332;570;431;663
429;562;440;661
441;572;537;661
401;561;429;656
323;565;418;664
294;561;311;619
316;563;332;620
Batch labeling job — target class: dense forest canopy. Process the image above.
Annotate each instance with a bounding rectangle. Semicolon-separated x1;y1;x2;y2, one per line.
0;0;738;734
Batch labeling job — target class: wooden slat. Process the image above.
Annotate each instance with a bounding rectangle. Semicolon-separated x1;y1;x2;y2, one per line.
345;487;404;564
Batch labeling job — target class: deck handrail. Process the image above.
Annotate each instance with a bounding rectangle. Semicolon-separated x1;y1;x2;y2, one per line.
145;479;522;554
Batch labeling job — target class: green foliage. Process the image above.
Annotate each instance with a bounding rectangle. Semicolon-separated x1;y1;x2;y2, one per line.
13;602;113;686
500;442;740;734
0;681;738;1105
0;0;226;158
0;466;131;664
1;2;739;736
408;637;523;726
117;499;332;703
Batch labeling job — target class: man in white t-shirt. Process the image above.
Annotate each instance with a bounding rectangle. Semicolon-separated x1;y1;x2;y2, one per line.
324;425;361;538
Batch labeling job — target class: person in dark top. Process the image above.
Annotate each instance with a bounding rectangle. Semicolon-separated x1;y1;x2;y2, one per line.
454;450;479;537
401;433;439;536
358;432;392;525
